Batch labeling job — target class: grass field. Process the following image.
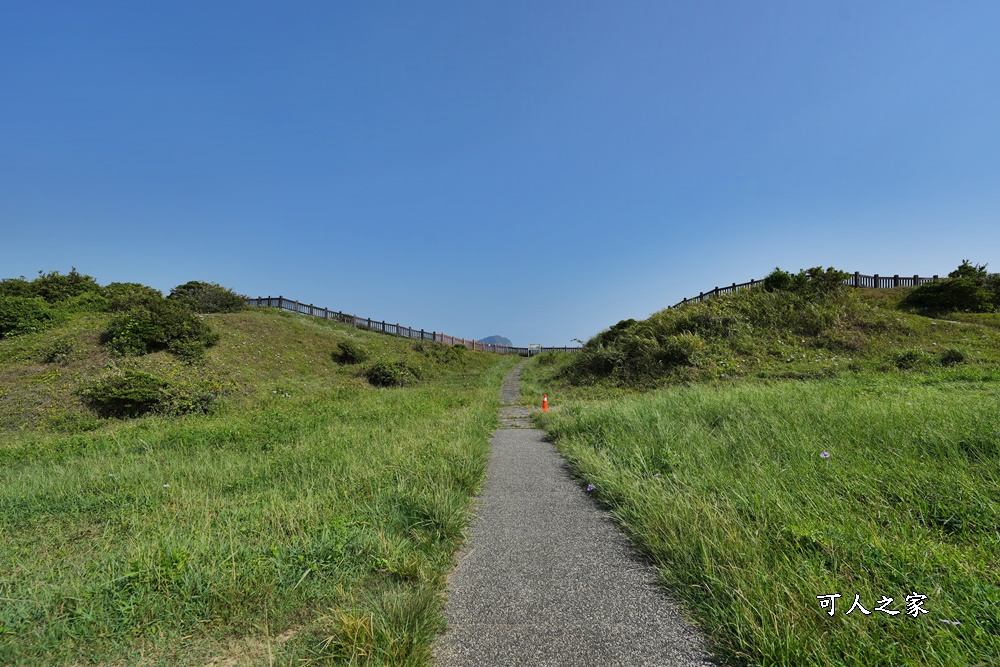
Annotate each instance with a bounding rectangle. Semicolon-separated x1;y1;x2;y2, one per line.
1;307;516;666
523;288;1000;666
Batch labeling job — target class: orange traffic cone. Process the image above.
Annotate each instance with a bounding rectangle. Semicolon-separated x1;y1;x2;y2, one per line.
542;394;548;411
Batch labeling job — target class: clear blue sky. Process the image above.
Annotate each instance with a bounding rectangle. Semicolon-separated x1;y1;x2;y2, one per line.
3;1;999;346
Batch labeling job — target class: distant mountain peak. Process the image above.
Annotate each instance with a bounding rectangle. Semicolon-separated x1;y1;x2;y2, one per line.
477;335;513;347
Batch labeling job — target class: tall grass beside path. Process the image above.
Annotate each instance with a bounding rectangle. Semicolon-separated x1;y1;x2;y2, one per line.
1;350;515;665
533;374;1000;666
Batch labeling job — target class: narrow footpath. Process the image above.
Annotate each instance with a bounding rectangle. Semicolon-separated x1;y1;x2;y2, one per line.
435;362;716;666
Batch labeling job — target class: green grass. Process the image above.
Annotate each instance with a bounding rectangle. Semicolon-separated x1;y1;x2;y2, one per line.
555;287;1000;390
1;308;517;665
524;287;1000;666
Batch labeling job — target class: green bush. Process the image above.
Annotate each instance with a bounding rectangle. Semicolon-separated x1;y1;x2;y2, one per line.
79;371;169;418
948;259;988;281
364;360;415;387
761;268;793;292
103;282;164;311
939;348;965;366
41;338;74;364
762;266;849;298
536;351;560;366
659;331;704;366
79;370;218;418
901;278;993;312
59;291;110;313
334;340;370;364
0;277;33;298
894;348;930;369
28;268;102;303
104;299;220;359
0;296;56;338
168;281;246;313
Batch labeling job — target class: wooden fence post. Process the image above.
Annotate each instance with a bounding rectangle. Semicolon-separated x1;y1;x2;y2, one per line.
873;274;879;289
893;275;899;287
913;274;919;287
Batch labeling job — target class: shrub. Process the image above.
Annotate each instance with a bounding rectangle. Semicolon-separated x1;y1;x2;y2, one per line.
41;338;74;364
168;281;246;313
334;340;369;364
60;291;110;313
590;319;639;348
104;299;220;358
444;344;468;363
894;349;930;369
574;345;626;379
0;296;56;338
79;371;169;418
948;260;988;281
901;278;993;313
939;348;965;366
103;282;164;311
658;332;704;366
28;268;102;303
365;360;415;387
762;266;849;298
79;370;218;418
536;351;560;366
0;277;33;298
762;268;794;293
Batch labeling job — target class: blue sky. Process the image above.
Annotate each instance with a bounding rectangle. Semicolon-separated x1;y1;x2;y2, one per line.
3;1;999;346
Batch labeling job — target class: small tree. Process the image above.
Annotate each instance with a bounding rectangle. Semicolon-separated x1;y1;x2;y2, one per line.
104;298;220;358
29;268;102;303
168;281;246;313
903;260;996;312
948;260;988;281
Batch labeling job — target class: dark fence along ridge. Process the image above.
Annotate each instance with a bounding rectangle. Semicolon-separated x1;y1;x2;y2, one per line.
671;271;940;308
246;297;580;356
249;274;933;355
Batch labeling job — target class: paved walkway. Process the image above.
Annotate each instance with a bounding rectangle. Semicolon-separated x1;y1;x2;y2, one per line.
435;362;716;666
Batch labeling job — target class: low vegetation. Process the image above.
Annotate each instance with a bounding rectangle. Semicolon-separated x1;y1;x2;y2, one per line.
902;260;1000;313
167;280;248;313
525;262;1000;666
0;269;517;666
538;265;1000;391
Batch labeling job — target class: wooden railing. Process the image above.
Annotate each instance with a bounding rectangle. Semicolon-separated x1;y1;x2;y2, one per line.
246;296;581;356
671;272;941;308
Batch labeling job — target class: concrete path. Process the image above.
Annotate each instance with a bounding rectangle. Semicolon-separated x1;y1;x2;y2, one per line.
435;362;716;666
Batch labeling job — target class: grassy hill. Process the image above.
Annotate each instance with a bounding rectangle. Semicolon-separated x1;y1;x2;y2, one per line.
0;274;517;666
524;274;1000;666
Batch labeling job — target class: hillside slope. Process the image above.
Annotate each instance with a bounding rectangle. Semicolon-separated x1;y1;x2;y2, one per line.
1;299;516;666
525;284;1000;395
523;279;1000;666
